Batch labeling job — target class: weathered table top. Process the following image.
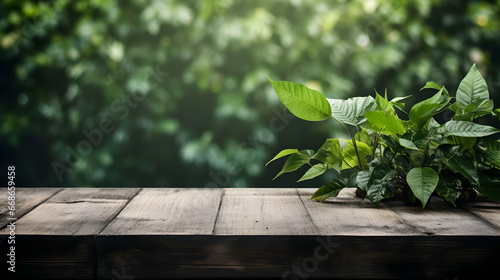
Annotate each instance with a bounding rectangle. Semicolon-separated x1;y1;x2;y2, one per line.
1;187;499;279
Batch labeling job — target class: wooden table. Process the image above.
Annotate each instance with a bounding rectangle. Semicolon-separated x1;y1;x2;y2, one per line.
1;188;499;279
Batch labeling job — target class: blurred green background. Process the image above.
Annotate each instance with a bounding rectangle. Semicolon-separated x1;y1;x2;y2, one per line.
1;0;499;187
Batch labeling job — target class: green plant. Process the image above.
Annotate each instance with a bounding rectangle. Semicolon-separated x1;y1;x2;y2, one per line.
267;64;500;208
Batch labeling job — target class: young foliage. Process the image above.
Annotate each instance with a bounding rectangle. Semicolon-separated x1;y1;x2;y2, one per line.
267;78;331;121
312;138;343;172
266;64;500;208
342;140;371;170
328;96;376;126
456;64;490;109
272;152;310;180
298;163;327;182
408;88;451;129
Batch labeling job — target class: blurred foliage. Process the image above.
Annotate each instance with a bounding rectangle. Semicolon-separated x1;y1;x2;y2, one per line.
1;0;499;187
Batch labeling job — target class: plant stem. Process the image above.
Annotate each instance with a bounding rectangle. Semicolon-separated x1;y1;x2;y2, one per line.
371;132;380;160
424;143;430;166
350;131;364;170
342;159;358;173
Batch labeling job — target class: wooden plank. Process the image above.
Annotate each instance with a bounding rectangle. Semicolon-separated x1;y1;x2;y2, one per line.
0;235;95;279
1;187;500;279
383;194;500;235
0;188;139;279
0;188;140;235
0;188;61;229
100;188;222;235
298;188;422;235
461;194;500;229
214;188;319;235
48;187;140;202
96;235;500;279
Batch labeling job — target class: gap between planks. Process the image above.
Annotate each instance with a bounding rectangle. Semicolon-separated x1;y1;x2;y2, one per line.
99;188;224;235
0;188;141;235
0;188;63;230
97;188;143;235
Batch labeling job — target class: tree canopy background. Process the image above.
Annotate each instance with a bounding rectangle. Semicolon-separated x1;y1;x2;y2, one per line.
1;0;499;187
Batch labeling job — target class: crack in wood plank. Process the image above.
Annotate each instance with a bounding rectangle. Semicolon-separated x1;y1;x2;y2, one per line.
211;188;225;235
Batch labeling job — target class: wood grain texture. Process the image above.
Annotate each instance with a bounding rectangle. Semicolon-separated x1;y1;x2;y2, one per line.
0;187;499;280
461;194;500;229
0;235;95;280
214;188;319;235
0;188;61;229
0;188;140;235
383;194;500;235
298;188;422;235
96;235;500;280
48;187;140;202
100;188;223;235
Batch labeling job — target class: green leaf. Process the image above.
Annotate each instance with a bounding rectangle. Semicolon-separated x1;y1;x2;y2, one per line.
420;81;449;95
398;138;419;150
300;163;325;181
374;91;393;112
454;100;494;121
476;170;500;200
356;170;370;192
411;131;433;149
381;135;403;151
456;64;489;109
436;171;463;207
342;140;372;170
435;145;479;184
450;135;476;151
464;103;478;114
300;149;315;157
298;163;327;182
427;118;441;131
391;102;407;113
310;178;348;202
366;163;396;206
495;109;500;121
434;144;460;163
268;78;332;121
437;120;500;137
394;155;412;175
347;172;359;188
406;167;439;209
409;88;452;129
471;100;494;117
327;96;376;126
312;138;343;172
365;110;407;136
390;95;412;103
266;149;300;166
381;148;395;164
482;139;500;169
273;153;310;180
354;127;372;147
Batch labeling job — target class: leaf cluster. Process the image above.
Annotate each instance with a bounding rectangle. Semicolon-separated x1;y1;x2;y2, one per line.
267;64;500;208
